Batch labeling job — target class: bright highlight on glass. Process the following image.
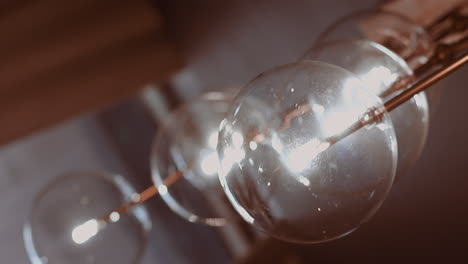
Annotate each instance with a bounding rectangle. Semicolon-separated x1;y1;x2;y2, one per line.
217;61;398;243
151;92;235;226
304;40;429;177
110;211;121;222
285;138;330;173
310;8;441;114
71;219;101;244
23;170;151;264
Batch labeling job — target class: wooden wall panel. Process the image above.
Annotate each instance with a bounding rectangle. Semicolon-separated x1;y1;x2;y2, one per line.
0;0;181;145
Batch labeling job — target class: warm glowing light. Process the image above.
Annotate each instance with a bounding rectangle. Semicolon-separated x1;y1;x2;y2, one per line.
286;138;330;173
72;219;99;244
200;151;219;175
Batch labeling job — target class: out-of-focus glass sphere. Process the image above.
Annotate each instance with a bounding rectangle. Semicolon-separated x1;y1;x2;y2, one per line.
151;92;234;227
24;170;151;264
313;9;434;69
304;40;429;177
311;9;441;113
217;61;398;243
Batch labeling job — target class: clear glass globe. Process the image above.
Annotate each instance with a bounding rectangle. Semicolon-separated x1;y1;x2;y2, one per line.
217;61;398;243
23;170;151;264
312;9;434;69
310;9;441;113
151;92;234;227
304;40;429;177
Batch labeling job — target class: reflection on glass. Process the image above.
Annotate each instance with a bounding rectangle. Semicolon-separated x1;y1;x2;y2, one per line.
71;219;100;245
304;40;430;177
23;170;150;264
217;61;398;243
151;92;236;227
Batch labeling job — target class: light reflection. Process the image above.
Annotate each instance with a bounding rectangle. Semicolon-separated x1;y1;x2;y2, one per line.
131;193;141;202
377;122;388;131
109;212;120;223
232;131;244;148
271;133;284;153
321;110;358;138
219;130;247;174
71;219;101;244
342;76;376;108
220;147;245;173
158;185;168;195
207;131;218;149
249;141;258;150
321;76;376;138
297;176;311;187
359;65;398;93
412;92;429;123
312;103;325;114
286;138;330;173
200;151;219;175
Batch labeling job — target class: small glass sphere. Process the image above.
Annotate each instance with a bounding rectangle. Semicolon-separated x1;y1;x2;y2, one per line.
23;170;151;264
304;40;429;177
217;61;398;243
151;92;234;227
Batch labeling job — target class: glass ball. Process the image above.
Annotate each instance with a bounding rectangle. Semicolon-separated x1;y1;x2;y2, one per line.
23;170;151;264
151;92;234;227
310;9;441;113
304;40;429;177
217;61;398;243
312;9;434;69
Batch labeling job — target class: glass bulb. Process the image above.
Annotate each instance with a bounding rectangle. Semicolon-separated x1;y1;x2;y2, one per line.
23;170;151;264
312;9;434;69
151;92;234;227
311;9;441;113
217;61;398;243
304;40;429;177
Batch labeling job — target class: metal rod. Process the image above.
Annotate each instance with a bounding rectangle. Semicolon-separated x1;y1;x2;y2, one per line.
384;52;467;112
100;169;184;223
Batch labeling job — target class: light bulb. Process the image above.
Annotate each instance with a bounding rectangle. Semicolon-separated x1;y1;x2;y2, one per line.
217;61;398;243
23;170;150;264
313;9;434;69
311;9;441;113
304;40;429;176
150;92;234;227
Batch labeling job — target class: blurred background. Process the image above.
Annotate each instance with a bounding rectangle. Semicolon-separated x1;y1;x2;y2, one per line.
0;0;466;263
